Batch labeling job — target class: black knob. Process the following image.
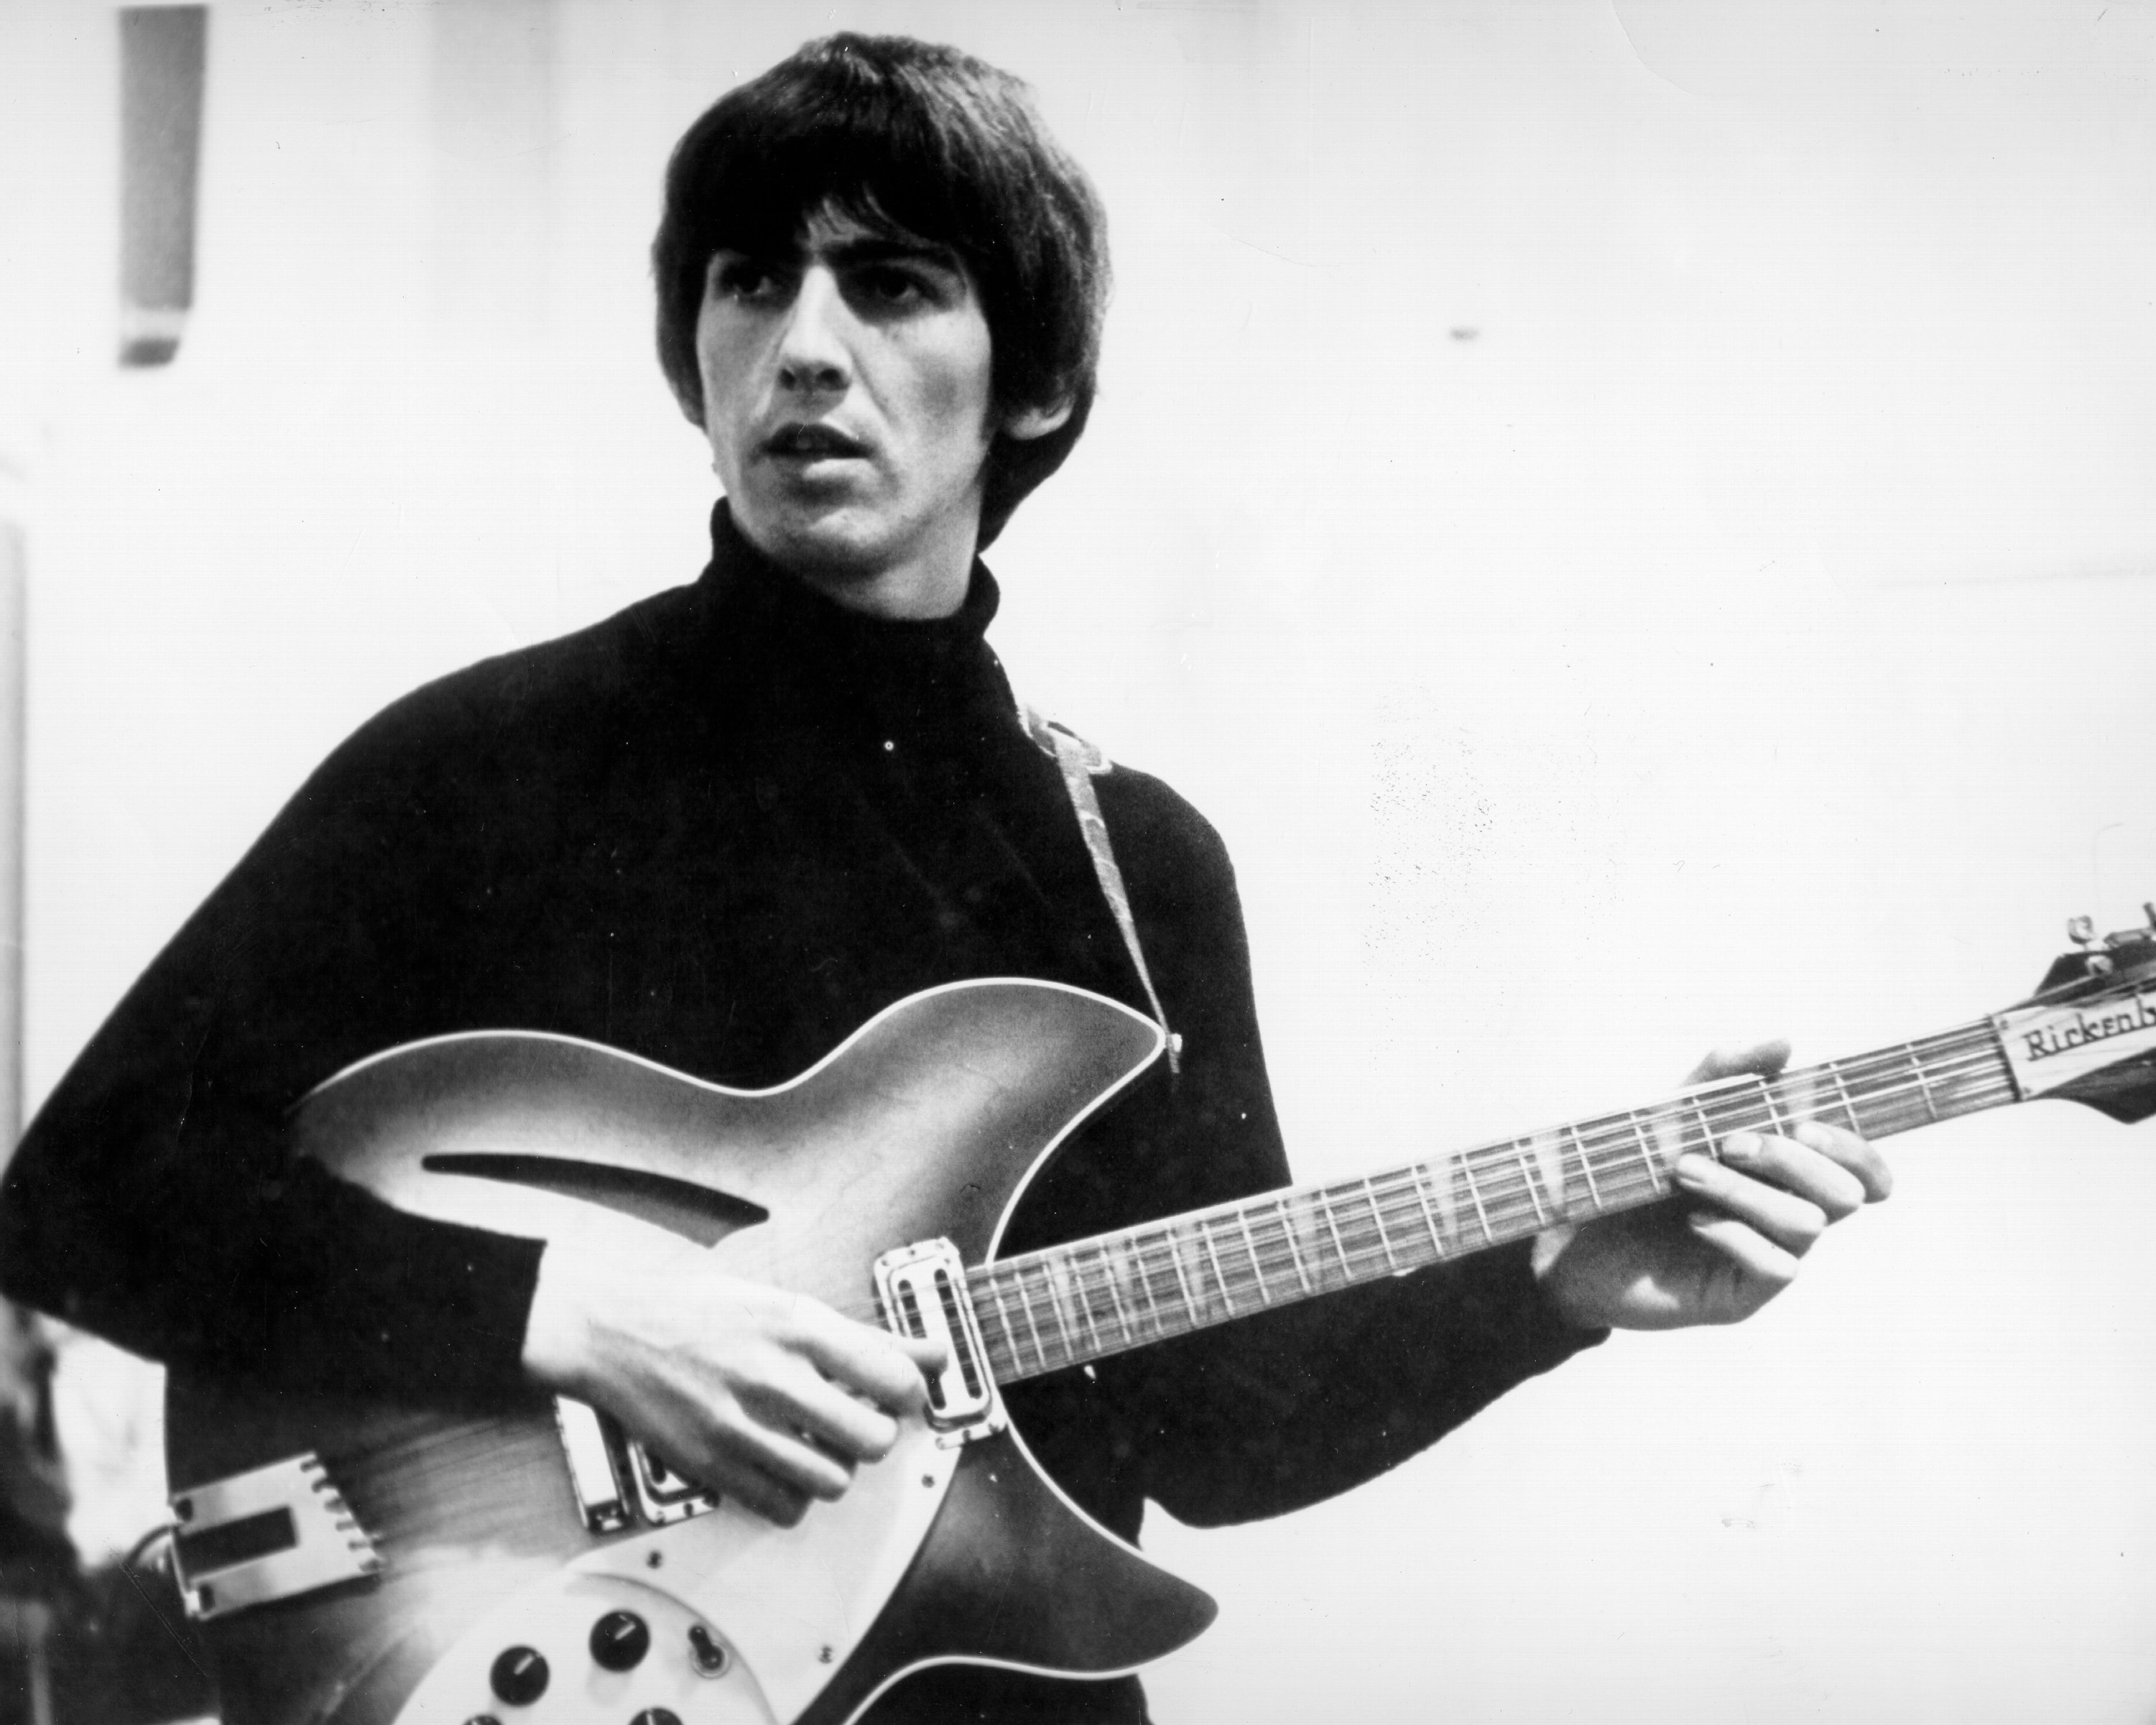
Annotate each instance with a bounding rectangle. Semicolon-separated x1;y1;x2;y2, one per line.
631;1713;683;1725
489;1646;549;1706
589;1609;650;1671
462;1718;504;1725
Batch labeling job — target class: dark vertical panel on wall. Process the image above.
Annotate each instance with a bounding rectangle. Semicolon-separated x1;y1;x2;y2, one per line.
118;5;209;367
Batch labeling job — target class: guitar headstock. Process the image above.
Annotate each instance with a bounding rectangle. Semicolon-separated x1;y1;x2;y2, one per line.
1994;907;2156;1123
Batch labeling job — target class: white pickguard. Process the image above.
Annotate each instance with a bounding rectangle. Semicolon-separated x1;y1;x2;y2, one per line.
396;1422;958;1725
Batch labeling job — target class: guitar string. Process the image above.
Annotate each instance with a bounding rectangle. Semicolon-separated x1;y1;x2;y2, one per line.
984;1035;2009;1338
976;1056;2015;1375
979;1048;2019;1377
972;1030;2016;1379
985;1068;2016;1376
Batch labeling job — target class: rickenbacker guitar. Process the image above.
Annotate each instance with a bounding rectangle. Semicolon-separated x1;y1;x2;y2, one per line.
165;912;2156;1725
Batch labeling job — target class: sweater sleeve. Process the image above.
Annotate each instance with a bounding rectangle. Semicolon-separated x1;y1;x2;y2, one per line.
0;695;545;1405
1003;772;1603;1530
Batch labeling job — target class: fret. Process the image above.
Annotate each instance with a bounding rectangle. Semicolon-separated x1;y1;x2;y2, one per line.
1037;1259;1078;1364
1408;1162;1451;1257
1687;1096;1719;1162
1129;1233;1170;1338
1067;1255;1107;1354
1320;1191;1355;1275
1364;1178;1400;1270
1566;1123;1604;1213
1163;1222;1200;1323
1826;1061;1864;1135
1098;1243;1136;1344
1782;1065;1821;1130
1532;1130;1568;1216
1457;1157;1495;1245
1236;1209;1274;1303
1906;1047;1940;1122
1511;1142;1547;1227
1756;1075;1788;1137
1627;1112;1665;1193
987;1277;1039;1377
1200;1226;1237;1316
1013;1272;1050;1373
1278;1196;1316;1293
971;1012;2032;1393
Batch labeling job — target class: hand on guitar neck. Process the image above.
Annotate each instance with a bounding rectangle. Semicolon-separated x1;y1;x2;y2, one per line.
521;1231;948;1526
1533;1038;1895;1331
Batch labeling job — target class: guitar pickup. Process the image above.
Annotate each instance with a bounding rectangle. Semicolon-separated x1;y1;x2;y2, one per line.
624;1437;720;1526
170;1453;383;1622
552;1396;719;1530
874;1237;1003;1443
553;1397;632;1532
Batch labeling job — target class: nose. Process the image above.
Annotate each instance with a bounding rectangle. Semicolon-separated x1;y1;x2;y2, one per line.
775;266;852;396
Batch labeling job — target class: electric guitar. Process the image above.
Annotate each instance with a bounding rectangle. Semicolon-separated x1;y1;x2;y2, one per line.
165;912;2156;1725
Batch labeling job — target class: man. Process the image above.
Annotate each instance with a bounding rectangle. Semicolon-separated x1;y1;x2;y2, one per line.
0;34;1887;1723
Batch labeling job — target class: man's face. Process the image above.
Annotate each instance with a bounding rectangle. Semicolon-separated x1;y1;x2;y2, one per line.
696;203;1003;615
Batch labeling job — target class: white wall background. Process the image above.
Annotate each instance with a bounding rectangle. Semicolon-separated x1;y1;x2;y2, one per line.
3;1;2155;1719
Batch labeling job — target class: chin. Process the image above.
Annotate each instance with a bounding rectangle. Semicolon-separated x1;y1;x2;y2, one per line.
770;525;897;588
734;496;887;575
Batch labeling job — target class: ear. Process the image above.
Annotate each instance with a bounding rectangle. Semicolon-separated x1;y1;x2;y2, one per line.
1000;396;1075;443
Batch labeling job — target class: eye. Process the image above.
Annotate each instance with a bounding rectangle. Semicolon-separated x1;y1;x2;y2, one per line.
710;256;785;305
859;265;929;307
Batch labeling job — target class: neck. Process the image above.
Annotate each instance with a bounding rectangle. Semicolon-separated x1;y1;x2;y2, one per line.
968;1020;2017;1387
792;559;968;620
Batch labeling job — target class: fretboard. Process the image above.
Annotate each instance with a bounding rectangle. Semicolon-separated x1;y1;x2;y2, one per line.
969;1020;2014;1385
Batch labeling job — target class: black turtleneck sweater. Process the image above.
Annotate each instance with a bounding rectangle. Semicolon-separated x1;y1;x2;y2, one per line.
0;509;1594;1721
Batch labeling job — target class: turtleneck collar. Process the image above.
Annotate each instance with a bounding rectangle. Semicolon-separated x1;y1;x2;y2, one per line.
694;501;1016;747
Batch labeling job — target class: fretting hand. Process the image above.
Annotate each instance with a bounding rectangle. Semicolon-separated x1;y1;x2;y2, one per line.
522;1232;945;1525
1532;1039;1892;1331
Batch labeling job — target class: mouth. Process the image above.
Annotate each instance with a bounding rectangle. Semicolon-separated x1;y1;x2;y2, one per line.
764;423;870;461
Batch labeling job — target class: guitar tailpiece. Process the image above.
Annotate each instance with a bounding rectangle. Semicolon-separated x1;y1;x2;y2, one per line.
170;1453;384;1622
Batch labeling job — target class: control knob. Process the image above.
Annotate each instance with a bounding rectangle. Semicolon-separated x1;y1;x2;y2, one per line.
489;1647;550;1706
590;1609;651;1671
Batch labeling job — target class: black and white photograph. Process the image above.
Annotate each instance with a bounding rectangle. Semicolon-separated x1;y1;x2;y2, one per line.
0;3;2152;1721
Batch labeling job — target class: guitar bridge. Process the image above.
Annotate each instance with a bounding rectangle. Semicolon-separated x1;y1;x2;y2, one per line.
874;1238;1004;1444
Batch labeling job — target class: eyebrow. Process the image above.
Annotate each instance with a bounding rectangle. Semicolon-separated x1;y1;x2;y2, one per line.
717;236;964;273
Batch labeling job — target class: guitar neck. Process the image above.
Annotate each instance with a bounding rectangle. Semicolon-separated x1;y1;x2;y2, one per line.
971;1019;2015;1385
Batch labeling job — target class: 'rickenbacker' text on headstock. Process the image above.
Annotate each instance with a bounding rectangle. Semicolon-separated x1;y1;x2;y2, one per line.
1994;984;2156;1101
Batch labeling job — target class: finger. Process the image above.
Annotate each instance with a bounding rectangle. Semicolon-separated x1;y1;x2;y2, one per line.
790;1304;940;1415
1717;1129;1868;1221
703;1453;815;1527
644;1439;813;1527
895;1331;950;1379
1685;1210;1800;1315
749;1361;904;1466
1790;1119;1894;1203
710;1400;861;1501
1686;1037;1791;1086
1674;1152;1828;1256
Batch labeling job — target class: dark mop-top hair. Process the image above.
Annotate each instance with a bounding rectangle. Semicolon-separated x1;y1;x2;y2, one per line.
652;34;1111;547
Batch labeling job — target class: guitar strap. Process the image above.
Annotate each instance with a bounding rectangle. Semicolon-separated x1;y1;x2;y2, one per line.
1019;703;1183;1076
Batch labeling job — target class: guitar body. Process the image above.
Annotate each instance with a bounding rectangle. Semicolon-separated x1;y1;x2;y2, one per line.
167;979;1216;1725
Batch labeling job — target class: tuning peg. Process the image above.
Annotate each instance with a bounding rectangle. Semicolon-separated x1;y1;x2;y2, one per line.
2068;915;2098;948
